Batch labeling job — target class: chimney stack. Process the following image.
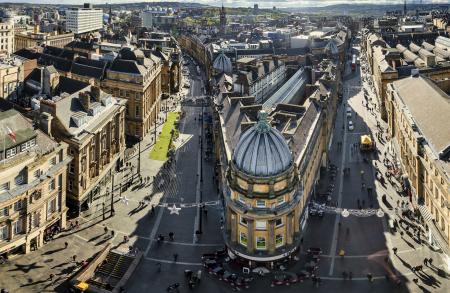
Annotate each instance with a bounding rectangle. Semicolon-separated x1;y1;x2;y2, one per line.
79;92;91;111
40;112;53;138
91;86;101;102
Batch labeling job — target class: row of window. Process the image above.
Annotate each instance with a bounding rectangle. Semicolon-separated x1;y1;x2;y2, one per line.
0;219;23;241
0;191;57;219
4;139;36;159
237;195;285;208
240;216;283;230
240;233;284;249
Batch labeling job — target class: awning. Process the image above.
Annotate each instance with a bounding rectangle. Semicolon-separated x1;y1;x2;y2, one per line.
417;204;450;255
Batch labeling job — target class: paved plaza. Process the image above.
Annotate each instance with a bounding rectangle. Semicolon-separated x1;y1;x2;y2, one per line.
1;49;449;293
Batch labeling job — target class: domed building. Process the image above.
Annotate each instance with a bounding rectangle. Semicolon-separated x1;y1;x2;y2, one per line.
213;51;232;75
224;110;303;266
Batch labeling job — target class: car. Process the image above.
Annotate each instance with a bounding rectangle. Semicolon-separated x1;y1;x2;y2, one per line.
307;247;322;256
348;120;354;131
309;207;324;217
271;272;299;287
346;107;352;117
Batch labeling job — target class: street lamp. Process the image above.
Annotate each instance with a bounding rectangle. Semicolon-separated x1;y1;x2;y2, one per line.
110;174;115;217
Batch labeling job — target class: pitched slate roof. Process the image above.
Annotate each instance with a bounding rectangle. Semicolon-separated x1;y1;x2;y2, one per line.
71;57;107;79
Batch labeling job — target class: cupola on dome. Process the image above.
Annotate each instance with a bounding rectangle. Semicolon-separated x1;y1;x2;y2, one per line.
233;111;292;177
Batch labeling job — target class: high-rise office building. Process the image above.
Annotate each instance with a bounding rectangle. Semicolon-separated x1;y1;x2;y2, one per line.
65;3;103;34
0;11;14;57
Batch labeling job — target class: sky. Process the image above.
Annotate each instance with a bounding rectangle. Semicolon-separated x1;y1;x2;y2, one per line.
1;0;448;8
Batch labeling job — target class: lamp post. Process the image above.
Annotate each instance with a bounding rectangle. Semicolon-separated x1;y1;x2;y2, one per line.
110;173;115;217
137;137;141;175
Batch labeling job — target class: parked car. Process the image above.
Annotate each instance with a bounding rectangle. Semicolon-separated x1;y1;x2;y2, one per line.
309;207;324;217
307;247;322;256
348;120;354;131
271;272;299;287
346;107;352;117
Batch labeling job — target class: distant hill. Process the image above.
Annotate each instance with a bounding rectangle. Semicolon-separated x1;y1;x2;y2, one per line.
284;3;450;17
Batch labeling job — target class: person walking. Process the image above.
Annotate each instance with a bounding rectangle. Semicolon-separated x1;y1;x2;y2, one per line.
72;255;77;263
423;258;428;266
104;226;108;234
48;273;54;281
64;242;68;249
367;273;373;282
342;271;348;280
173;253;178;262
429;258;433;266
349;271;353;281
393;247;398;255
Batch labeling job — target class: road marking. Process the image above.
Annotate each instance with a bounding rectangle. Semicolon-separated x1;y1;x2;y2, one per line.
328;90;349;276
144;256;203;266
193;112;202;243
160;240;223;247
318;246;420;258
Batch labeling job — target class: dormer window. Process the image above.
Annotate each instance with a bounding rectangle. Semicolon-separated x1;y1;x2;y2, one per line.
20;139;35;152
5;148;16;158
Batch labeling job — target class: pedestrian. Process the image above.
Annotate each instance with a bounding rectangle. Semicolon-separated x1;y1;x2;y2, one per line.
72;255;77;262
169;232;174;241
367;273;373;282
75;220;79;228
49;273;54;281
349;271;353;281
151;205;155;214
111;230;115;238
342;271;348;280
104;226;108;234
64;242;68;249
393;247;398;255
173;253;178;262
429;258;433;266
423;258;428;266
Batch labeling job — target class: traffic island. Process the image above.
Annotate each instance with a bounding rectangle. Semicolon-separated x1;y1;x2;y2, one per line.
149;112;180;161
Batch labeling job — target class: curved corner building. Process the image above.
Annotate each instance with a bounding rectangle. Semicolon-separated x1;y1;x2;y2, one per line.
224;110;302;267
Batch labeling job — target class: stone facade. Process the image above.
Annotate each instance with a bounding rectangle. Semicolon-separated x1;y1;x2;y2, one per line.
0;58;25;101
386;76;450;257
15;31;74;51
102;61;162;139
39;85;127;213
0;109;70;256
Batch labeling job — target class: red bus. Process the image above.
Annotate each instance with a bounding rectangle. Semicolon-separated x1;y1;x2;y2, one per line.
351;54;357;71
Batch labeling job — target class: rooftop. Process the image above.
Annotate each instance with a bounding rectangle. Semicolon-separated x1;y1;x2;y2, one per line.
392;76;450;163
